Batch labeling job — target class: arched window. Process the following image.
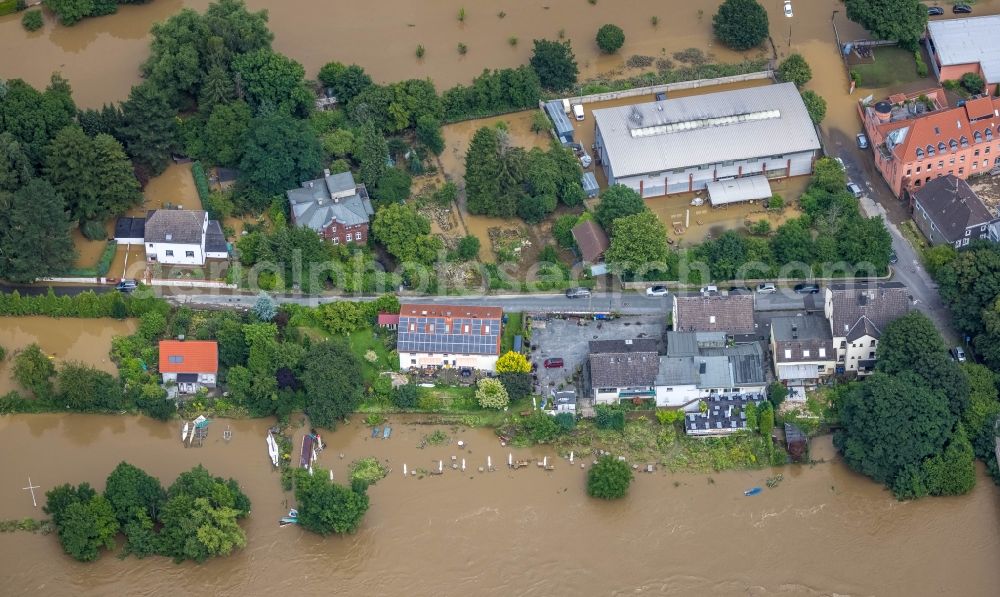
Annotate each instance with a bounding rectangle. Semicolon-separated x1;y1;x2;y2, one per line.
939;142;948;153
916;147;925;159
960;136;969;148
987;128;994;141
974;131;983;143
928;144;936;156
949;139;959;152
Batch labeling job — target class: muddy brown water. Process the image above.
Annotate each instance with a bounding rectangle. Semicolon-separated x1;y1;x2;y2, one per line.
0;413;997;596
0;317;136;395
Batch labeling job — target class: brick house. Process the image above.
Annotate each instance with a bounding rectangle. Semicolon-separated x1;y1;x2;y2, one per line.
287;170;374;245
396;304;502;371
926;16;1000;95
859;88;1000;198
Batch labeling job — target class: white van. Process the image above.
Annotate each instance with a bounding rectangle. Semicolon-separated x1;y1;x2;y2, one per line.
572;104;585;121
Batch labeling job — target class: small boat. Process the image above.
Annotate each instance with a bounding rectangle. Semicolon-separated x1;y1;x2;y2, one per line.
371;427;380;438
382;426;391;439
691;197;705;207
181;421;189;443
266;433;279;467
744;487;763;496
279;508;299;527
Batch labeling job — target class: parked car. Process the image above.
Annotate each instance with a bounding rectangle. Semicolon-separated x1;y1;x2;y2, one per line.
928;6;944;16
115;279;138;293
565;287;591;299
543;358;564;369
856;133;869;149
794;283;820;294
756;282;776;294
783;0;793;18
953;4;972;14
572;104;585;121
951;347;967;362
700;285;718;295
655;91;667;101
847;182;863;198
889;252;899;265
579;152;592;168
645;285;670;296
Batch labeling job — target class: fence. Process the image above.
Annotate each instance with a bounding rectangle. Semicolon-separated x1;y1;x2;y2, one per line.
620;271;893;291
553;71;774;107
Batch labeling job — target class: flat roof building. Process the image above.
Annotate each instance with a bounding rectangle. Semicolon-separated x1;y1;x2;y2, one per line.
927;16;1000;94
592;82;821;198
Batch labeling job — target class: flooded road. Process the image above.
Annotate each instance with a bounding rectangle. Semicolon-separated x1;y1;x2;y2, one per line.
0;318;135;395
0;414;997;596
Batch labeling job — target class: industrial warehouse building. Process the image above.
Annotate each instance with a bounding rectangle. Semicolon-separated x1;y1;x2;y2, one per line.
592;82;821;200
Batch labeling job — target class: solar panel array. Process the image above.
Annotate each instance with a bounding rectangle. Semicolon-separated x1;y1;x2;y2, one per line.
397;315;500;355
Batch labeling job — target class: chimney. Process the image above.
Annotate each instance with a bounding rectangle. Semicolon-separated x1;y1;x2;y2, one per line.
324;168;331;177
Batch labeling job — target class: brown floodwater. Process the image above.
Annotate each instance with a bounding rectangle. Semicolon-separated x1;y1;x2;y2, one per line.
0;413;997;596
0;317;136;394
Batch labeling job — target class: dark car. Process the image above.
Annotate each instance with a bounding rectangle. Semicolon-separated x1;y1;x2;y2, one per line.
928;6;944;16
565;287;591;299
794;283;820;294
889;252;899;265
655;91;667;101
115;279;138;293
953;4;972;14
543;358;564;369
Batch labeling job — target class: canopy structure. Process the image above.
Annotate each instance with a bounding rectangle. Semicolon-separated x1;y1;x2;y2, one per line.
707;176;772;206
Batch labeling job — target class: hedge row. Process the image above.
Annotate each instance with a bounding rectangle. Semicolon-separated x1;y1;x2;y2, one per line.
0;289;167;319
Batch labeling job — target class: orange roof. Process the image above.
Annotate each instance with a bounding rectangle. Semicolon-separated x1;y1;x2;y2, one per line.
398;304;502;320
965;96;996;121
159;340;218;373
878;97;1000;163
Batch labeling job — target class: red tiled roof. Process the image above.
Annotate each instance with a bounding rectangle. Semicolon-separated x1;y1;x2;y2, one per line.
876;96;1000;163
399;304;502;320
965;96;995;120
159;340;218;374
377;313;400;326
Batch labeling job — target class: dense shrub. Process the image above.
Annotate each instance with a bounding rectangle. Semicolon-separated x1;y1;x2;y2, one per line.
587;455;633;499
595;404;625;431
596;24;625;54
22;10;43;32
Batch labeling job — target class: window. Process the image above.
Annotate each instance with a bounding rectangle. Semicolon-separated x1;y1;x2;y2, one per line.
185;251;195;258
938;142;947;153
974;162;979;170
927;145;936;157
934;127;941;135
410;359;416;364
987;129;995;141
709;315;716;324
975;131;983;144
819;348;826;358
960;155;966;162
346;233;352;242
332;237;339;245
981;225;987;232
949;158;955;165
975;149;981;157
803;350;811;358
916;166;921;173
463;324;470;333
950;140;958;151
168;355;183;363
870;340;876;347
906;169;912;176
165;250;174;257
960;136;969;148
409;323;415;331
916;148;924;159
938;161;944;169
988;147;992;155
959;167;965;174
483;325;491;334
784;349;792;359
963;238;970;247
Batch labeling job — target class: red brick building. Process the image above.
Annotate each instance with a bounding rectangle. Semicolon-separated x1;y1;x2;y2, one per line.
287;170;374;245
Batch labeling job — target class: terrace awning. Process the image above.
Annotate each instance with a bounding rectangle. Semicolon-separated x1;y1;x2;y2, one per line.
707;176;772;206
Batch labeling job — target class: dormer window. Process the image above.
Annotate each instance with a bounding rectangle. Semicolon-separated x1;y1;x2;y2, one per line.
974;131;983;143
949;139;958;152
938;142;947;153
960;136;969;148
916;148;924;159
927;144;936;156
987;128;994;141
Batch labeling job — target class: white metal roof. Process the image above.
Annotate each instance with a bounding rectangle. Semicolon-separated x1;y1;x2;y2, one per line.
707;176;772;206
928;16;1000;83
592;82;820;178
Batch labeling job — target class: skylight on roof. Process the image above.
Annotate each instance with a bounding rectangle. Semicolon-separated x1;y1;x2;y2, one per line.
629;109;781;138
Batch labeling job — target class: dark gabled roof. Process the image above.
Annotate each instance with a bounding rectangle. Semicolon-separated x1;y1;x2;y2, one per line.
846;317;881;342
589;350;660;388
397;304;502;356
144;210;206;244
674;294;755;334
913;175;996;243
114;216;145;240
205;219;227;253
571;220;610;262
589;338;659;354
829;282;909;339
772;315;831;341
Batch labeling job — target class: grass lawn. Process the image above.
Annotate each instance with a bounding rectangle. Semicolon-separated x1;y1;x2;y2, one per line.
501;312;524;353
853;47;922;89
346;328;394;384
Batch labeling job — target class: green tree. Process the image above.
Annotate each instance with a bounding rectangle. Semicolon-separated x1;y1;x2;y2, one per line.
498;372;533;401
198;65;235;112
553;214;580;249
475;377;510;409
157;465;250;563
103;461;166;525
317;62;373;104
530;39;579;90
301;340;364;428
294;468;370;535
56;363;124;411
921;425;976;497
392;383;419;408
596;24;625;54
778;53;812;88
321;128;354;159
604;211;669;274
252;292;277;321
21;10;43;32
587;455;633;499
57;495;118;562
496;350;531;374
92;133;143;217
373;168;412;205
238;112;323;198
199;100;252;167
119;83;179;176
767;382;787;409
232;49;312;117
0;75;76;168
595;184;645;232
44;0;93;26
960;73;985;95
372;202;441;264
44;124;98;223
464;126;518;217
415;115;445;155
595;404;626;431
770;218;814;264
44;482;96;527
801;90;827;125
453;235;481;261
0;180;76;281
0;133;33;192
713;0;769;51
745;401;759;432
845;0;928;48
758;401;775;438
12;343;56;399
354;120;389;189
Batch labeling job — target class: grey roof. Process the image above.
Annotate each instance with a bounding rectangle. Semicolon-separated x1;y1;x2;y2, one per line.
582;172;599;198
592;82;821;178
913;175;996;244
666;331;727;357
707;176;772;206
685;395;765;435
545;100;575;139
846;317;881;343
287;171;374;231
144;210;206;244
829;282;909;340
928;16;1000;83
657;342;765;388
772;316;834;364
589;349;660;388
114;216;145;240
397;312;501;356
589;338;659;354
674;294;755;334
698;356;732;388
205;219;227;254
656;356;699;386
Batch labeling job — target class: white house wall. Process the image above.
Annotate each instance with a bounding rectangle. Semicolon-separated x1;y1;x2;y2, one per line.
147;242;205;265
399;352;498;372
837;335;878;373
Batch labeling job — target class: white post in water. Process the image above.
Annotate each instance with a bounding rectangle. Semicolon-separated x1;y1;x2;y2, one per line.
403;464;408;477
461;459;466;471
487;456;492;471
570;451;575;464
329;470;333;481
508;453;513;468
543;456;548;468
438;460;443;473
23;477;40;508
686;208;690;229
532;396;537;409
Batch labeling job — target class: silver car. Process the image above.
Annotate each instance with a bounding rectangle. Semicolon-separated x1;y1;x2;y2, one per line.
565;287;592;299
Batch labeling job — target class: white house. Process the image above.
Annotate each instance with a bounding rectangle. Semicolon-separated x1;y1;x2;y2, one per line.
396;304;502;371
655;334;767;409
770;315;835;389
826;283;910;375
159;340;218;395
589;339;661;405
144;210;228;266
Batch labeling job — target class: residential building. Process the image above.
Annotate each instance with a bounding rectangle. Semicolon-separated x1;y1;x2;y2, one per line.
143;210;228;266
672;294;756;335
546;390;577;414
589;339;660;404
656;338;767;408
859;88;1000;197
571;219;609;263
825;282;910;375
683;395;766;437
396;304;502;371
770;315;835;388
926;16;1000;95
912;175;999;248
592;82;821;199
287;170;374;245
158;340;218;395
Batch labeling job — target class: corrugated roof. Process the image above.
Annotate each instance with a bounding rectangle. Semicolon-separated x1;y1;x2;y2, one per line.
571;219;609;262
592;82;820;178
545;100;575;138
928;16;1000;82
159;340;218;374
707;176;772;206
913;175;996;243
144;210;206;244
776;363;821;381
582;172;599;197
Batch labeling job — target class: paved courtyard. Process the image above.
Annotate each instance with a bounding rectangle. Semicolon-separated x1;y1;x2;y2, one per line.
528;314;666;414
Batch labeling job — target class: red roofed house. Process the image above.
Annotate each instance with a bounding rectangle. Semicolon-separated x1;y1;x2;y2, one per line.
859;88;1000;198
159;340;218;395
396;304;503;371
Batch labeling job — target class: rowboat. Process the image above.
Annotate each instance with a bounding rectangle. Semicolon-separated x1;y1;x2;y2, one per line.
266;432;279;467
371;427;380;438
279;508;299;527
744;487;763;496
181;421;189;443
382;426;391;439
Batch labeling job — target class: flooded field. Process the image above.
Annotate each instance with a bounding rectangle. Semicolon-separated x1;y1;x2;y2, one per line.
0;317;136;395
0;414;998;596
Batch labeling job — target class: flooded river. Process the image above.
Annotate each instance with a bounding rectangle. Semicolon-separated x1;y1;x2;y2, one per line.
0;414;997;596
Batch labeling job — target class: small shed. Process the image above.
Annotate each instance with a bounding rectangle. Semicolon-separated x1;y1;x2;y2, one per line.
706;176;772;206
114;216;146;245
571;219;610;263
581;172;600;198
377;313;400;330
545;100;575;143
784;422;808;462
